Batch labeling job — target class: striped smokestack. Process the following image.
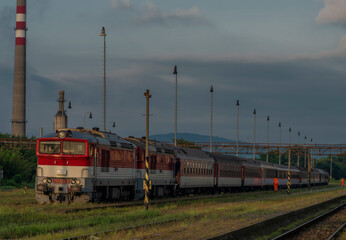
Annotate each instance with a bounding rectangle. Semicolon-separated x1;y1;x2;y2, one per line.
11;0;27;136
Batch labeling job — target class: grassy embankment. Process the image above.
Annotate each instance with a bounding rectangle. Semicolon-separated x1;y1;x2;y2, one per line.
0;182;345;240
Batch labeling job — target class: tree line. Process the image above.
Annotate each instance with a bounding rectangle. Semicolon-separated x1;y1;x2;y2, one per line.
0;133;37;187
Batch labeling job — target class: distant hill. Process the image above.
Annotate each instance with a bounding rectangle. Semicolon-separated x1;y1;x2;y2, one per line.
149;132;236;143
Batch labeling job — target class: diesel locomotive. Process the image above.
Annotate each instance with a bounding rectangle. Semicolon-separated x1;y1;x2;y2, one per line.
35;128;329;203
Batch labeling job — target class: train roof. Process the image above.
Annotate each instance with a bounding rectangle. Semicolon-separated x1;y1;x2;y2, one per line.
176;147;214;162
41;129;136;149
208;153;243;165
125;137;175;154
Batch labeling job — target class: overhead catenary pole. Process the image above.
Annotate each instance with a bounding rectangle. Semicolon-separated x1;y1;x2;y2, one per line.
330;152;333;180
297;131;300;167
304;136;307;168
287;147;291;194
279;122;282;165
308;149;311;190
236;100;239;156
100;27;107;132
310;138;313;168
266;115;270;162
144;89;151;210
210;85;214;153
84;112;92;129
173;65;178;146
253;109;256;160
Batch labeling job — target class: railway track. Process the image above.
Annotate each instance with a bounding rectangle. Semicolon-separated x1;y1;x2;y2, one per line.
328;222;346;240
39;190;343;240
206;194;346;240
63;185;340;214
272;202;345;240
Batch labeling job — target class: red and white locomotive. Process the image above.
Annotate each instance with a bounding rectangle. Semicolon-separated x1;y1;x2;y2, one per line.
35;128;329;203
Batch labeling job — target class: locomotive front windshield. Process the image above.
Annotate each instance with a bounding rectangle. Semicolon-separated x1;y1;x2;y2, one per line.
39;141;61;154
63;141;85;155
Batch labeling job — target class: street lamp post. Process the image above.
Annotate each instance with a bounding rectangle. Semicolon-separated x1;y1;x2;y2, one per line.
297;131;300;167
289;127;292;145
109;121;116;132
279;122;282;165
236;100;239;156
210;85;214;153
84;112;92;129
310;138;313;168
266;115;269;162
100;27;107;132
304;136;307;168
287;147;291;194
330;151;333;180
253;108;256;160
173;65;178;146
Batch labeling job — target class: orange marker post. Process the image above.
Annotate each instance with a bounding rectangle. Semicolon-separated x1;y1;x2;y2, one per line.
273;177;279;192
341;178;344;189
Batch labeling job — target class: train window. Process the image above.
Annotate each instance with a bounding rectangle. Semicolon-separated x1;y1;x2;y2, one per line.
39;141;60;154
63;141;86;155
101;150;110;172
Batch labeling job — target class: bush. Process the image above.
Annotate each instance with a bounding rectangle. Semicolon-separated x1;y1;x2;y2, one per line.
0;148;37;187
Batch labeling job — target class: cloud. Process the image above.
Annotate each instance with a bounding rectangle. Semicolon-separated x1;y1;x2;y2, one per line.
0;5;15;43
316;0;346;26
136;2;209;25
110;0;132;9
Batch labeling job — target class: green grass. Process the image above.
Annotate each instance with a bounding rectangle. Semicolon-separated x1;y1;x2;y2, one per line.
0;185;345;239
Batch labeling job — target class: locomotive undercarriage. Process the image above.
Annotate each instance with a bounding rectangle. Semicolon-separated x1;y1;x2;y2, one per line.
35;176;92;203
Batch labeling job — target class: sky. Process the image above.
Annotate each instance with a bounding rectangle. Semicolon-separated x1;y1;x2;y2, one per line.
0;0;345;144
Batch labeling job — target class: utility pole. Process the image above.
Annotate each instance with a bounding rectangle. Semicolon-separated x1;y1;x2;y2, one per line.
308;150;311;190
311;138;313;168
173;65;178;146
266;115;270;162
253;109;256;160
144;89;151;210
236;100;239;156
330;153;333;181
297;131;300;167
100;27;107;132
304;136;307;168
210;85;214;153
287;147;291;194
279;122;282;165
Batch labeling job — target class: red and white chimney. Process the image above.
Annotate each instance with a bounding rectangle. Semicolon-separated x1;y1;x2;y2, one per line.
11;0;27;136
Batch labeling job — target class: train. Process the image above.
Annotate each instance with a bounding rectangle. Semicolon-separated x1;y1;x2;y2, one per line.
35;128;329;203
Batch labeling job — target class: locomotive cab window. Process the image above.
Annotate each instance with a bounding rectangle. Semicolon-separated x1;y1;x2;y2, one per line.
39;141;60;154
63;141;86;155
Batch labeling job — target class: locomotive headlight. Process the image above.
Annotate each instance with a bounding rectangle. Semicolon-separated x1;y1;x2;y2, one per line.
42;179;47;184
58;131;66;139
71;179;76;184
76;179;81;184
47;179;52;183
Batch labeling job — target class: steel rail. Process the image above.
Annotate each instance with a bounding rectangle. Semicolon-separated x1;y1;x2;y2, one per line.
206;195;346;240
272;202;345;240
63;185;337;214
327;222;346;240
